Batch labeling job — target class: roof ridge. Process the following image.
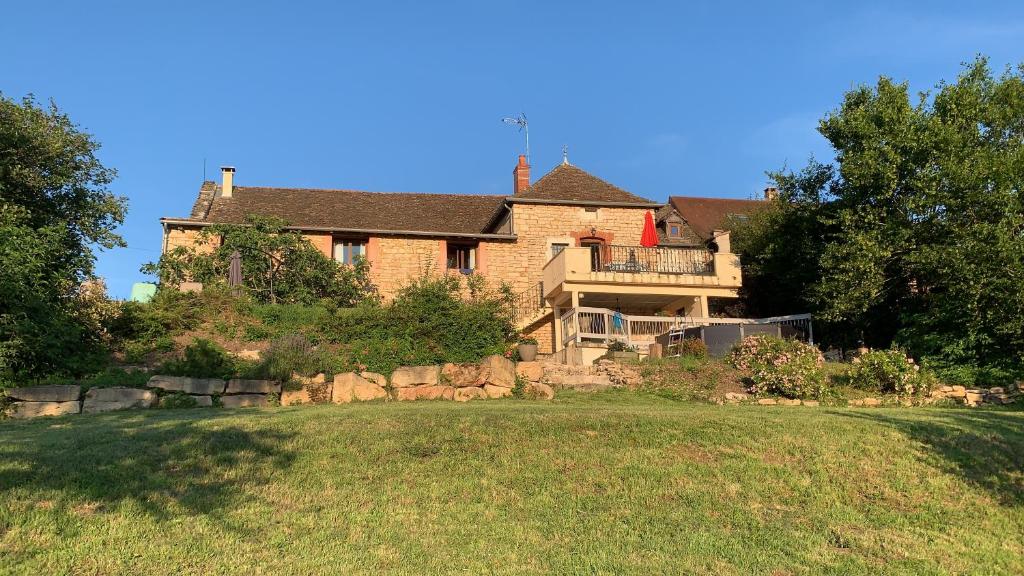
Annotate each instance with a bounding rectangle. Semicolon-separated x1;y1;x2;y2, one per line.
516;162;654;204
233;185;504;199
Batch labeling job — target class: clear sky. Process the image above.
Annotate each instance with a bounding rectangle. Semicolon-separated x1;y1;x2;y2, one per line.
3;1;1023;297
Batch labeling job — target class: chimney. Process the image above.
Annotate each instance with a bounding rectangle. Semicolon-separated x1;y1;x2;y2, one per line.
513;155;530;195
763;186;779;201
221;166;235;198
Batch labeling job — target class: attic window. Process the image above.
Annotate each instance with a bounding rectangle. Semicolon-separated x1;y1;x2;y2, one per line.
670;225;680;237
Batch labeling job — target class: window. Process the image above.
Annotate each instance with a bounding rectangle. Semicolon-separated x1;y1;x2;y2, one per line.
447;244;476;274
551;243;568;258
333;239;367;265
670;225;680;237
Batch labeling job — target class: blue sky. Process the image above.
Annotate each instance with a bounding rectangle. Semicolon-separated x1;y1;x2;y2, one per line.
3;1;1023;297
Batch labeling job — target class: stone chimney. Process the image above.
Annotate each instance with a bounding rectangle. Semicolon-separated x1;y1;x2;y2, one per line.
763;186;779;201
220;166;235;198
513;155;530;195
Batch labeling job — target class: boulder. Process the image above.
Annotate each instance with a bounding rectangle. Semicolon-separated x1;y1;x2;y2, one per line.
220;394;268;408
454;387;487;402
479;355;516;388
757;398;777;406
861;398;882;407
989;387;1005;395
7;401;81;419
333;372;387;403
724;392;749;402
193;395;214;407
515;361;544;382
281;389;311;406
148;375;225;395
82;387;157;413
361;372;388;388
390;366;439;388
778;398;801;406
524;382;555;400
483;384;513;399
441;363;483;387
292;372;326;386
948;385;967;398
395;385;455;401
6;384;81;402
226;379;281;395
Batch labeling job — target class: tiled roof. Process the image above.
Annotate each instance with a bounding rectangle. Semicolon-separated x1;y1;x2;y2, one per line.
188;186;510;236
668;196;764;239
514;163;655;205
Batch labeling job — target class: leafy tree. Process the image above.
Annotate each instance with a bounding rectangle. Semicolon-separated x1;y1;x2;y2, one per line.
145;215;378;306
734;57;1024;382
0;95;126;384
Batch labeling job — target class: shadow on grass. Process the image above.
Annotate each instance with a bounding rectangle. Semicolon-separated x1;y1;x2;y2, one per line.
0;408;296;522
835;406;1024;506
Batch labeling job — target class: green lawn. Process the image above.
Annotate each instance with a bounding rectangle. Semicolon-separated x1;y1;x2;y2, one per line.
1;392;1022;575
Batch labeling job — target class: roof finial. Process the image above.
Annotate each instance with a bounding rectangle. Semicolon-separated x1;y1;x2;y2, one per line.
562;144;569;165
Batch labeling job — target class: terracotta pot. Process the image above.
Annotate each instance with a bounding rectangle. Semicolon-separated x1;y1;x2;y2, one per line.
517;343;538;362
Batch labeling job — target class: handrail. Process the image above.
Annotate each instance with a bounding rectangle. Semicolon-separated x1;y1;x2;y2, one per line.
598;245;714;275
510;281;546;326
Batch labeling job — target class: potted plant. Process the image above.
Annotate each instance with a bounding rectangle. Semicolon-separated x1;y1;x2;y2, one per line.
517;337;539;362
606;340;640;361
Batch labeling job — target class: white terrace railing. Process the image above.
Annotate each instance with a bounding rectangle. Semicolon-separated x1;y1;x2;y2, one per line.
560;306;813;348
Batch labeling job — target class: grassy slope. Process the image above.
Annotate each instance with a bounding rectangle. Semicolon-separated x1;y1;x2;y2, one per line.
1;392;1022;575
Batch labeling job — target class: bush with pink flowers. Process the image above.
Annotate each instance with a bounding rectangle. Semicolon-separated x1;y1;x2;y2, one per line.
730;335;826;399
850;348;934;396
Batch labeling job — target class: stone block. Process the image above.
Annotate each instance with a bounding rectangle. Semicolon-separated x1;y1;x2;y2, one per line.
778;398;801;406
515;361;544;383
724;392;749;402
395;385;455;401
524;382;555;400
83;387;158;413
148;375;225;395
281;389;311;406
192;395;214;407
479;355;515;388
361;372;388;388
483;384;513;399
801;400;820;407
757;398;777;406
333;372;387;403
226;379;281;395
7;401;81;419
390;366;439;388
454;387;487;402
220;394;268;409
6;385;81;402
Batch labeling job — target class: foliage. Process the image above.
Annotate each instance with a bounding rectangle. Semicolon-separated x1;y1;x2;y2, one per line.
512;374;527;399
731;57;1024;382
143;215;378;306
851;348;935;396
157;339;240;380
606;340;638;353
518;336;538;345
318;274;515;374
730;335;826;399
254;334;332;381
79;367;150;390
676;338;708;358
0;95;126;385
158;392;199;409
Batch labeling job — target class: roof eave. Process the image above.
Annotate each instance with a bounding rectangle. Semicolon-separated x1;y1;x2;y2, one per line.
159;218;518;241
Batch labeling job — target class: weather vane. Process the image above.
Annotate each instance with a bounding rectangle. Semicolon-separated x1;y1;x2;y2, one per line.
502;113;529;164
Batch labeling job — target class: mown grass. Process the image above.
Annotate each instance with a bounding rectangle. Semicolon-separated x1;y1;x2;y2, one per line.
1;393;1022;575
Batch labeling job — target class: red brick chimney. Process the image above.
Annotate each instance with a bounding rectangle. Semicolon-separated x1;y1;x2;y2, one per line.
513;155;530;195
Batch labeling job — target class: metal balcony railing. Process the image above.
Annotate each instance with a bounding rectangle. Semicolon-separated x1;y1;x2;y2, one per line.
595;245;714;275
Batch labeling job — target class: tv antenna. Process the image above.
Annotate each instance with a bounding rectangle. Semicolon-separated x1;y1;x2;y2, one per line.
502;113;530;164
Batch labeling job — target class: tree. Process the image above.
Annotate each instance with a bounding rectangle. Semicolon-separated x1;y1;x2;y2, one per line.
145;215;378;306
0;95;126;384
735;57;1024;383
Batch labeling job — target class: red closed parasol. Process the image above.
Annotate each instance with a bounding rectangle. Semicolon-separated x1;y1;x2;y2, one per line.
640;211;659;247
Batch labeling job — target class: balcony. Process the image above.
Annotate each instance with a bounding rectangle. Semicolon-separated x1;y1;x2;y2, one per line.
542;244;742;302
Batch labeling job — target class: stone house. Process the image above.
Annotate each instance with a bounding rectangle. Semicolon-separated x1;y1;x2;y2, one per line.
160;157;764;355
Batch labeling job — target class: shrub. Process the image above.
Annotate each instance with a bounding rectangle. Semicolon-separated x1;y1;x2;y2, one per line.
730;335;826;399
80;367;150;390
255;333;329;381
607;340;638;353
158;339;237;379
677;338;707;358
851;348;934;396
158;392;198;409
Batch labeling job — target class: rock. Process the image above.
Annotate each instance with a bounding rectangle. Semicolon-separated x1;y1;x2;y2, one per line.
940;385;953;393
225;379;281;395
333;372;387;403
292;372;326;385
7;401;81;419
390;366;439;388
192;395;213;407
989;387;1005;395
948;385;967;398
395;385;455;401
454;387;487;402
441;363;483;387
861;398;881;407
778;398;801;406
757;398;777;406
801;400;820;407
965;392;986;403
557;374;613;390
82;387;158;413
478;355;516;388
724;392;749;402
281;389;311;406
524;382;555;400
220;394;268;408
483;384;513;399
148;375;225;395
5;385;81;402
515;361;544;382
236;349;261;361
361;372;388;388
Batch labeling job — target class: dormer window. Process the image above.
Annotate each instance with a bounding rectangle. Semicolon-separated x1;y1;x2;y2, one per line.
670;225;680;237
